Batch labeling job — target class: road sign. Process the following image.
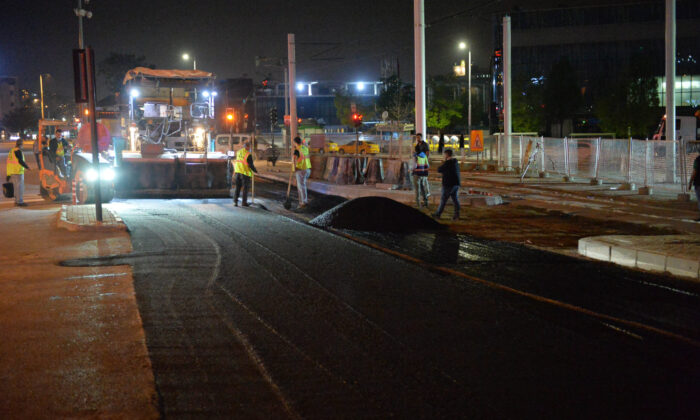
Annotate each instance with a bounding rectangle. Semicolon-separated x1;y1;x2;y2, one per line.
470;130;484;152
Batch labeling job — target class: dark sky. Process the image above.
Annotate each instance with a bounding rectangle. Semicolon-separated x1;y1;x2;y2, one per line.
0;0;636;98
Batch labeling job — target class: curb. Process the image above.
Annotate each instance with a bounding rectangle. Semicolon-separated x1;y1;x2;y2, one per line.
56;205;128;233
578;236;700;280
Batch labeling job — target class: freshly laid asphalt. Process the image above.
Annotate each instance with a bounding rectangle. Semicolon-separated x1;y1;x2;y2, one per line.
64;197;700;419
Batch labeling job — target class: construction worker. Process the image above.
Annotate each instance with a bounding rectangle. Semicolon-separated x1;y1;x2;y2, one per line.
233;141;257;207
49;129;70;177
6;139;30;206
293;136;311;208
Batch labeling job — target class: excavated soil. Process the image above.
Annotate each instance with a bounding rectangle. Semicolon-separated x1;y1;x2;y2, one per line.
310;196;445;232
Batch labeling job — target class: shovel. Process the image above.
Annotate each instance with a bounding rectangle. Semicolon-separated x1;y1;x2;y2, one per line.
283;168;294;209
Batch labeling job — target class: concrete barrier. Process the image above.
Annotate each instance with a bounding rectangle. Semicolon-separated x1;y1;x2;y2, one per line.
323;157;339;182
310;155;326;179
365;158;383;184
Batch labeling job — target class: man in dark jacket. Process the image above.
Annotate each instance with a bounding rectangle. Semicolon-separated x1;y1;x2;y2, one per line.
433;148;460;220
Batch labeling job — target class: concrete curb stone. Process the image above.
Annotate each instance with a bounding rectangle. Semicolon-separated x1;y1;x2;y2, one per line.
56;204;128;232
578;235;700;281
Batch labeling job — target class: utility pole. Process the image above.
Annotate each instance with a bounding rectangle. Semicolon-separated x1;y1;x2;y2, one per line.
74;0;92;121
288;33;298;154
85;47;103;222
665;0;678;186
414;0;426;137
468;49;472;139
39;75;45;119
503;15;512;171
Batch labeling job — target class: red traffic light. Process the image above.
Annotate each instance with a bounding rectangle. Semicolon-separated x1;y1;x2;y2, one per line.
244;113;249;120
225;107;234;122
352;113;363;127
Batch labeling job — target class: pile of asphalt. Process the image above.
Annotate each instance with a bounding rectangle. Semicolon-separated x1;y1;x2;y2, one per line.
309;196;445;232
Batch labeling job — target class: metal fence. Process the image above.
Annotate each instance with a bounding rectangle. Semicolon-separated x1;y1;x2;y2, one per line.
497;135;695;193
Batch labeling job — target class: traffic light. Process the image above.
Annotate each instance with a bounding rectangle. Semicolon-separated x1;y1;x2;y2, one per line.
225;108;234;123
244;113;249;129
268;107;277;127
262;78;269;88
352;113;363;128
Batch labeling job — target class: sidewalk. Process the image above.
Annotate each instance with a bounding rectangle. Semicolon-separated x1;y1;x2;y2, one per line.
256;158;700;281
57;204;128;232
0;205;157;418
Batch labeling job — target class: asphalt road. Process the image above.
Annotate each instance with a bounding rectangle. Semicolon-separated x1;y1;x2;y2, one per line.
62;194;700;419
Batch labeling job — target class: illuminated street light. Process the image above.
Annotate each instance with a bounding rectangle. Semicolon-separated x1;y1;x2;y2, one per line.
130;88;140;97
459;41;467;50
182;53;197;70
202;90;210;98
296;82;304;91
357;82;365;91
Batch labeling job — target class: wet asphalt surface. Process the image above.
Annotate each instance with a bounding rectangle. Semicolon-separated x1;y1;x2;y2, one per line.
64;179;700;419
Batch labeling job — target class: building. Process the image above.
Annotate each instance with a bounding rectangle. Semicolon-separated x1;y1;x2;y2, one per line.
254;80;383;129
491;1;700;133
0;76;19;122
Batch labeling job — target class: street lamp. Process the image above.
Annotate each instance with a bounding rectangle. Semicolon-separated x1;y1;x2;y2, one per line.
458;41;472;145
182;53;196;70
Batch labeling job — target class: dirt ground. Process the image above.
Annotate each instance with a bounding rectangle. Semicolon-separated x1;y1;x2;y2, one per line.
428;203;678;252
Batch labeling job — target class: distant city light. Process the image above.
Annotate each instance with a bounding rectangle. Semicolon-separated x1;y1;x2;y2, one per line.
130;88;140;97
296;82;304;91
357;82;365;91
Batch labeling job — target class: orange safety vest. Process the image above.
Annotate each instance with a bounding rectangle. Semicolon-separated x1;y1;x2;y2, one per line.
234;148;253;177
295;145;311;170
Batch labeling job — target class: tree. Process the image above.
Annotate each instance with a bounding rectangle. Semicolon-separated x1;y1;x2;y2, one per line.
376;75;414;122
543;58;582;136
334;91;374;127
98;53;154;94
2;106;39;137
512;76;544;133
427;99;462;134
596;54;660;138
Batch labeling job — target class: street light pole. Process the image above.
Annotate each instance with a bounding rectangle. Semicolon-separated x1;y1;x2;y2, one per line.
414;0;426;137
468;49;472;139
39;75;45;120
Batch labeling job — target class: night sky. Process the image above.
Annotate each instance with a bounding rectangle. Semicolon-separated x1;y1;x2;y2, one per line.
0;0;634;98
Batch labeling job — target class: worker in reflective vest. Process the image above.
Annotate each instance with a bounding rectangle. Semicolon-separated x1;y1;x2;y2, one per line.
50;129;70;177
233;141;257;207
412;150;430;208
293;136;311;208
6;139;30;206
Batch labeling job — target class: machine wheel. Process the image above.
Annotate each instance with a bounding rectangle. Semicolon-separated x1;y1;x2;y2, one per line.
40;186;60;201
74;170;91;204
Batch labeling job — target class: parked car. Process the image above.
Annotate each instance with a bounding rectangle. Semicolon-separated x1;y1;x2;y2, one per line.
337;140;380;154
310;141;338;154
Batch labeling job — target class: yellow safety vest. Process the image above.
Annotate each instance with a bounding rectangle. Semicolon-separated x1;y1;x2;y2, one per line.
295;145;311;170
56;140;65;157
6;147;24;176
234;148;253;177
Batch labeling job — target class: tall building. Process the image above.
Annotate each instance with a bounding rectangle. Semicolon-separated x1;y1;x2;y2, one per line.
491;1;700;132
0;76;19;121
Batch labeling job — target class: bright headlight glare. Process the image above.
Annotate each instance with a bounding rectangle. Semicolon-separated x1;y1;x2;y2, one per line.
102;168;116;181
86;168;98;182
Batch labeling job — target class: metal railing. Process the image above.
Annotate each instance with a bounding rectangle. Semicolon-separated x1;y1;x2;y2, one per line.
497;134;692;193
